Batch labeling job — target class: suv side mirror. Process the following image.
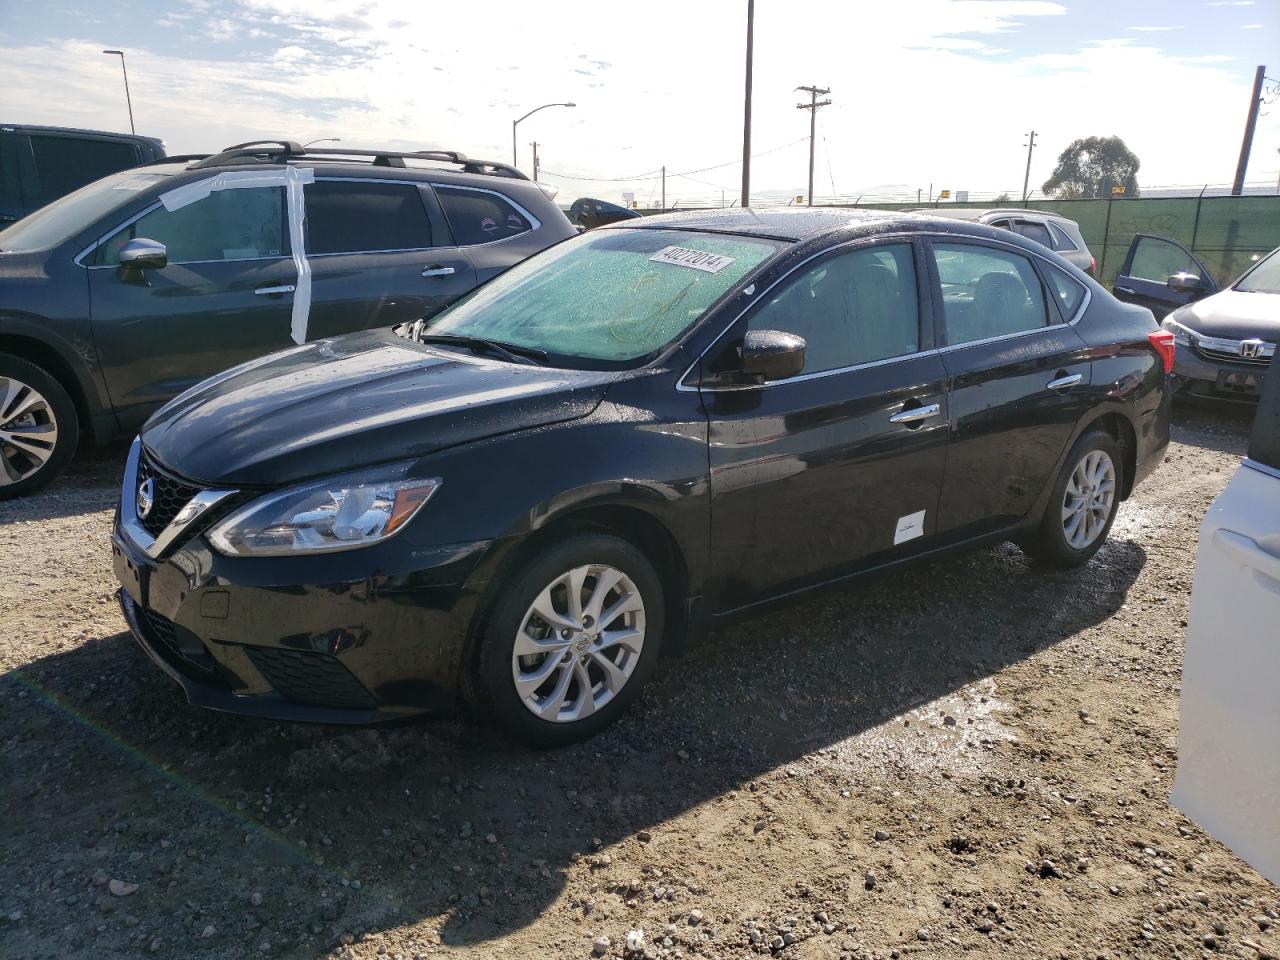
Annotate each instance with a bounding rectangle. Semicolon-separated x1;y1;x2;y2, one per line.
1167;272;1206;295
740;330;806;383
119;238;168;270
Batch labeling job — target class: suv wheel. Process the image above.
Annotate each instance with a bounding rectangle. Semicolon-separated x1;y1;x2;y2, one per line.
1023;429;1122;569
0;355;79;500
475;533;664;747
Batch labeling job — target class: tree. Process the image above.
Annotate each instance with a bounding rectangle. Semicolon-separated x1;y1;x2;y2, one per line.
993;192;1011;203
1041;136;1141;199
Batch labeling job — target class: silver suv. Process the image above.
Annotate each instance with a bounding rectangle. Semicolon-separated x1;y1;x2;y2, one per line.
908;207;1095;276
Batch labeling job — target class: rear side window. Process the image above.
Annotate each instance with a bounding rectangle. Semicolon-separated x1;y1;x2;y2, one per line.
1009;219;1053;249
1046;221;1078;251
1044;264;1086;319
305;180;432;254
437;187;534;245
30;135;138;203
932;243;1048;345
747;243;920;375
1128;235;1196;283
98;186;288;265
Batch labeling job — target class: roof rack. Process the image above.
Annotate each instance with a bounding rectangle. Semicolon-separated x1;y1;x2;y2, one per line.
141;153;211;167
188;141;528;179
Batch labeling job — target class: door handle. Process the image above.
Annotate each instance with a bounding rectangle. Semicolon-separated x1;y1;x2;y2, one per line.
254;284;295;296
1046;373;1083;391
889;402;941;424
1213;529;1280;584
421;265;456;278
1114;285;1136;295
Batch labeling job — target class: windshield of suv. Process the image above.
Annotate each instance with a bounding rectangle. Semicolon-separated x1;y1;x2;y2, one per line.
0;170;171;253
1235;248;1280;294
425;227;784;365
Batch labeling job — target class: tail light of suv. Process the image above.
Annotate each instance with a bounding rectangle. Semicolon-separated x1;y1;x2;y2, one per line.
1149;330;1177;374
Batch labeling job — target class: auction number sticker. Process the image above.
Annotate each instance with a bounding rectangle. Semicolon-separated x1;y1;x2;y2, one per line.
649;245;736;274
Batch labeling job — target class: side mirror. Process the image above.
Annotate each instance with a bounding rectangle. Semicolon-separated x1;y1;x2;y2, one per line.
1167;272;1206;295
119;238;168;270
740;329;806;383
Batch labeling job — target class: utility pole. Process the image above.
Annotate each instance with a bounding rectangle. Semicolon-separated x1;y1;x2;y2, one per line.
740;0;755;209
917;188;921;204
662;165;666;210
1232;65;1266;196
795;85;832;206
1021;130;1037;203
530;142;540;182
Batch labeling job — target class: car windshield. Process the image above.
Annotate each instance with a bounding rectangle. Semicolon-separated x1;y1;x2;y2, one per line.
1235;248;1280;294
425;227;784;366
0;169;171;253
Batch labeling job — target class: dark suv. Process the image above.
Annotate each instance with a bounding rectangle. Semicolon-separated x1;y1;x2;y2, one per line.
0;141;575;498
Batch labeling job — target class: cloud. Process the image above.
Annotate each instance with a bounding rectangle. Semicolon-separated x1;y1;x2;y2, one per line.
1127;25;1181;32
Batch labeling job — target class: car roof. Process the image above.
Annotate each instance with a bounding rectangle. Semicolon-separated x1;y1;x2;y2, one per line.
907;206;1078;226
613;207;919;241
1;122;164;149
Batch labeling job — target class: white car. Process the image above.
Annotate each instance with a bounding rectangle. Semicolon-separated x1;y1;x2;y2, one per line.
1172;360;1280;884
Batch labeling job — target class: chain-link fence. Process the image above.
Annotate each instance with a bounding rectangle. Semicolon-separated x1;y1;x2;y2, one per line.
829;196;1280;286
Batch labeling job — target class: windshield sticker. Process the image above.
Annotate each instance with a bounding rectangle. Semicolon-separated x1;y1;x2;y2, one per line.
649;245;736;274
111;175;168;191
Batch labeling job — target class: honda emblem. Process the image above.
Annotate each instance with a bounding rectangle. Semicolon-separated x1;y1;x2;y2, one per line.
1238;340;1265;359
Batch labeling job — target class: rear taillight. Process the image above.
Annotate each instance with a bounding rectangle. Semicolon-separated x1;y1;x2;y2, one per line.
1149;330;1176;374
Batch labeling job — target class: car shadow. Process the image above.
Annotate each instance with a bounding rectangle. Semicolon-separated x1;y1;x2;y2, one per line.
2;531;1146;954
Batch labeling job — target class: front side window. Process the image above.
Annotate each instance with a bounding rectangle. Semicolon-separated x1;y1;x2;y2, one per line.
305;180;431;254
98;185;288;265
437;187;533;245
427;228;783;365
746;243;920;375
932;242;1048;345
1235;248;1280;295
1128;235;1197;283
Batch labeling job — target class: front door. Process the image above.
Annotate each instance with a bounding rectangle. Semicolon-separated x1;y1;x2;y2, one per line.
703;240;949;610
1113;234;1217;319
302;179;478;339
927;239;1094;540
87;182;297;431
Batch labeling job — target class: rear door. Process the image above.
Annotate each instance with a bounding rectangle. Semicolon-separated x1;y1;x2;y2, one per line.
87;182;297;430
303;178;477;339
928;238;1094;540
704;239;950;608
1172;366;1280;885
1113;234;1217;319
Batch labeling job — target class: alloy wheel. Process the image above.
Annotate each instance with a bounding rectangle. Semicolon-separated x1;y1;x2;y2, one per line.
511;564;646;723
1061;449;1116;550
0;377;59;486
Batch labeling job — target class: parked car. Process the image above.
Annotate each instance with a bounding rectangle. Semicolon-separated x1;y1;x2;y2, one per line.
906;207;1095;275
1171;357;1279;885
111;208;1171;745
1;123;166;225
1112;235;1277;402
568;196;642;231
0;140;576;498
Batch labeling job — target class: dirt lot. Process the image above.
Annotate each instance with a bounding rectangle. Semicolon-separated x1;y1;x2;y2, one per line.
1;403;1277;960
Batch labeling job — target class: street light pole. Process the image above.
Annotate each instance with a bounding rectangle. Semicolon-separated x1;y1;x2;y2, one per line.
1021;130;1037;203
796;85;831;206
512;102;575;171
102;49;135;134
740;0;755;208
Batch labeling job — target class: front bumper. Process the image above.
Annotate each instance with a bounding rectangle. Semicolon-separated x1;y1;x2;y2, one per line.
113;524;499;724
1172;342;1269;402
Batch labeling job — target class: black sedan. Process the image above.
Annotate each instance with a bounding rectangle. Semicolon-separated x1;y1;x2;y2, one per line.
112;209;1172;746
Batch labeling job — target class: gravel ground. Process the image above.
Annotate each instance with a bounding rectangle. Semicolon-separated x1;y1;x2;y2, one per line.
1;402;1277;960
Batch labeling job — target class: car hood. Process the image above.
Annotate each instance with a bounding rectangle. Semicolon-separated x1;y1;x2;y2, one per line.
1173;289;1280;341
140;329;615;487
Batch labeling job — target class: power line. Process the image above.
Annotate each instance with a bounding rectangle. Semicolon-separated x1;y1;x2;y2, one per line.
540;136;809;187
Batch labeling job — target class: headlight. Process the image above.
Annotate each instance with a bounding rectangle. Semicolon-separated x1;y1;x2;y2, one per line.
208;464;441;557
1162;316;1197;346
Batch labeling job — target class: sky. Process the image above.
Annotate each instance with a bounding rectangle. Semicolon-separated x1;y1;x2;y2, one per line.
0;0;1277;206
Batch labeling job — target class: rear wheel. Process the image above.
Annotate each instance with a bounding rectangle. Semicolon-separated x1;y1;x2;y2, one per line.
0;355;78;500
1023;429;1122;569
474;532;664;747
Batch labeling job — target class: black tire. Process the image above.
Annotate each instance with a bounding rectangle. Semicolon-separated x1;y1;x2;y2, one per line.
474;532;665;747
0;354;79;501
1022;429;1123;569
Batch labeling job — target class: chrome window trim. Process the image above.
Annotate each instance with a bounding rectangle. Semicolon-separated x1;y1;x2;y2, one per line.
430;182;542;246
677;231;1090;393
118;438;238;560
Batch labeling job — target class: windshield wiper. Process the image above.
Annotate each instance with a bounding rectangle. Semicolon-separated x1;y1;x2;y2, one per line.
413;332;548;366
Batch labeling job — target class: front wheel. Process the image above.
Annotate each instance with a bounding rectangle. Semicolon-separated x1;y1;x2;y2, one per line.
1023;430;1123;569
0;355;79;500
474;533;665;747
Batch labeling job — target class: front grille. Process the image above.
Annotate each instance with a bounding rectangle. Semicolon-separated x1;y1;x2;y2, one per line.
1194;342;1273;367
244;648;376;709
137;453;202;538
